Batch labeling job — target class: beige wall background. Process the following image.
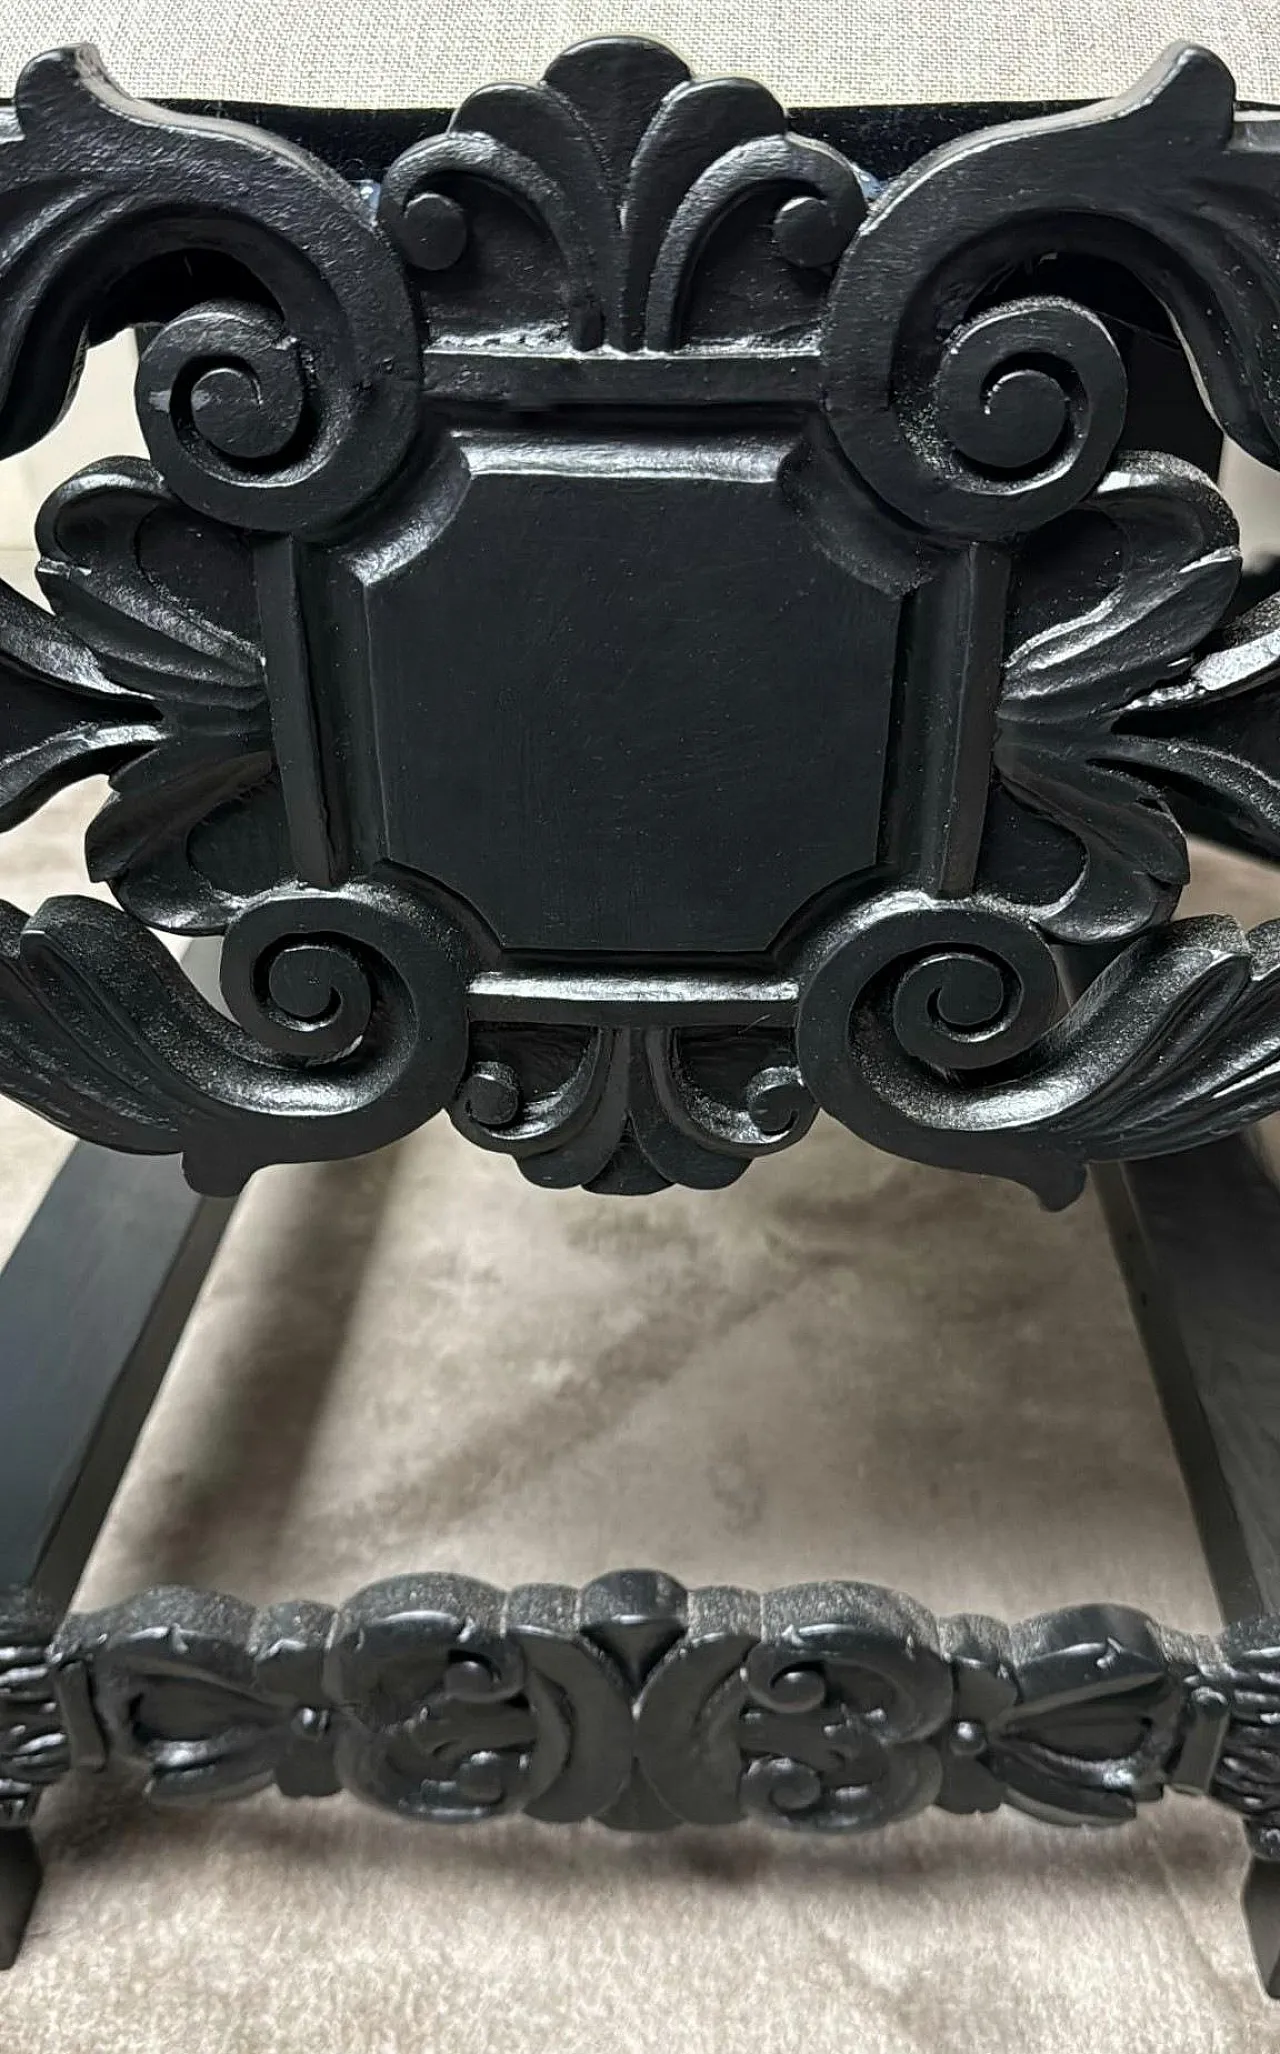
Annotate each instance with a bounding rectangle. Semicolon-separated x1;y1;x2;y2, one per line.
2;0;1280;107
0;335;142;551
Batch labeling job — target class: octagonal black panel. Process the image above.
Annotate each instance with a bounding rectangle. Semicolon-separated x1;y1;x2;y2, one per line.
309;428;901;954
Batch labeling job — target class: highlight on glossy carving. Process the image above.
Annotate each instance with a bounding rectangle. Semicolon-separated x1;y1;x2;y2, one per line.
0;37;1278;1199
3;1570;1278;1846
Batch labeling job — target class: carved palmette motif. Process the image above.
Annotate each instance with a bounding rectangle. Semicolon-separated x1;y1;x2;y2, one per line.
2;40;1280;1195
0;1572;1276;1847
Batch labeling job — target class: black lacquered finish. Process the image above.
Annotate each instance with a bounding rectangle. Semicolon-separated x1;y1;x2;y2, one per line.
1099;1139;1280;1992
0;40;1278;1199
0;1141;231;1962
1;30;1280;1986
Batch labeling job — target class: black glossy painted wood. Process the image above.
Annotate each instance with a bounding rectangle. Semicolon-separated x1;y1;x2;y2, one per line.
0;944;232;1965
0;1136;231;1965
3;30;1280;1991
0;1151;230;1613
0;39;1279;1201
1097;1138;1280;1993
8;1566;1280;1845
1098;1141;1280;1623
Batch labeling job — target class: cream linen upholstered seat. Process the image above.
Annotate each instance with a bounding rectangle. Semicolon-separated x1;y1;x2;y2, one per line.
3;9;1280;2054
0;0;1276;104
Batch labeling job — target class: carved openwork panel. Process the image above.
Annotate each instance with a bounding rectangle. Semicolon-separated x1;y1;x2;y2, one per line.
3;38;1280;1196
5;1570;1280;1849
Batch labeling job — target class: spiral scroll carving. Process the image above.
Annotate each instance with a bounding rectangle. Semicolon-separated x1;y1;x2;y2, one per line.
138;303;310;475
451;1025;815;1195
826;243;1134;540
794;892;1071;1193
936;299;1126;493
795;893;1280;1205
822;45;1280;538
0;48;419;529
0;884;471;1194
828;265;1138;542
0;39;1275;1197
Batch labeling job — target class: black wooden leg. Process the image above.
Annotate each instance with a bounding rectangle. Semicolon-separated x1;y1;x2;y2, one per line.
0;1109;233;1963
1097;1134;1280;1994
0;1827;40;1971
1245;1862;1280;1997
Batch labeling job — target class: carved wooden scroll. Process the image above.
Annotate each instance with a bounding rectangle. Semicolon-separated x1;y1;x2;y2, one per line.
1;38;1280;1203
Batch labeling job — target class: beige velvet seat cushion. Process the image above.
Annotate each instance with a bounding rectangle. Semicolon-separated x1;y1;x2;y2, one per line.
0;0;1275;109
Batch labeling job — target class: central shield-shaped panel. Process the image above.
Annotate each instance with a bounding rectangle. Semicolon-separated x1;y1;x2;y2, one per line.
313;428;901;954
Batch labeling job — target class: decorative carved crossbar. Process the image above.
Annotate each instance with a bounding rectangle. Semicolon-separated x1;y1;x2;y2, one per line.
4;1574;1280;1844
4;24;1280;1983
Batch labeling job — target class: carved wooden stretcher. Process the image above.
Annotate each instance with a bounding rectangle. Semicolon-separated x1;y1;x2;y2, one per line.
4;31;1280;1989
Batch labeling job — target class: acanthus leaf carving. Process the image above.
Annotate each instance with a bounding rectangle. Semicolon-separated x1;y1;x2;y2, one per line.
0;45;418;530
792;893;1280;1206
0;570;157;834
0;885;470;1193
452;1024;815;1195
34;458;282;932
1113;592;1280;873
993;454;1242;941
0;40;1276;1199
822;44;1280;539
0;1589;68;1823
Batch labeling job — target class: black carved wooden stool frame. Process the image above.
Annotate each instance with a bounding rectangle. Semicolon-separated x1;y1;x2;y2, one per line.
4;30;1280;1994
